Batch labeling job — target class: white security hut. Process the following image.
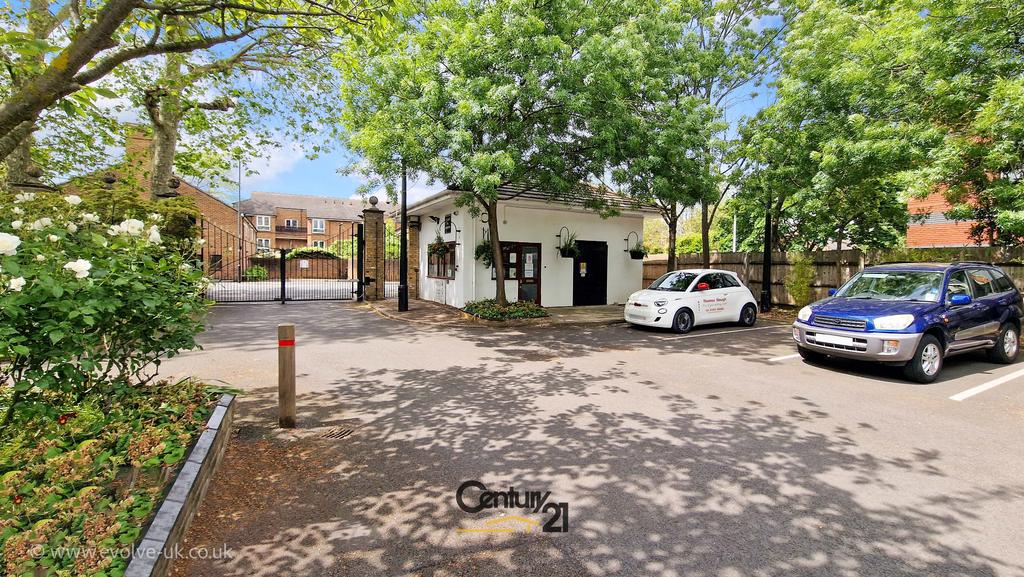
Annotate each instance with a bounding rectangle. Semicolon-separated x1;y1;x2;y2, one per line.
407;184;659;308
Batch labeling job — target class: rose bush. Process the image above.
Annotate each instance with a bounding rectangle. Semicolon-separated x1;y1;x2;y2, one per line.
0;190;209;425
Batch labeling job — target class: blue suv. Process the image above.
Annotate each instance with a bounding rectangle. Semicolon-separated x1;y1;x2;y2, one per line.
791;262;1022;382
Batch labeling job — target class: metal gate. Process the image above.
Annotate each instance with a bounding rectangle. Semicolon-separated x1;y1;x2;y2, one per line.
200;219;364;303
384;219;401;299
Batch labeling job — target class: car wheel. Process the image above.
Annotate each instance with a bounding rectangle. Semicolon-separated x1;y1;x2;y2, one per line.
903;334;943;383
987;323;1019;364
738;303;757;327
672;308;694;334
797;346;826;363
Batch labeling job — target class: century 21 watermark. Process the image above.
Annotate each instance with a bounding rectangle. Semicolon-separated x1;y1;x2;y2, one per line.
455;480;569;533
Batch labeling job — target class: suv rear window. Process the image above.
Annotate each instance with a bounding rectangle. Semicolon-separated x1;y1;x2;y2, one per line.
991;271;1016;293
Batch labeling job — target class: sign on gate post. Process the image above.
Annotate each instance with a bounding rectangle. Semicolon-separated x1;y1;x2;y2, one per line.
356;223;365;302
279;248;287;304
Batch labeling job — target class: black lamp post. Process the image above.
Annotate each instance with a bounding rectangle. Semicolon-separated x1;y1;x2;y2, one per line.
398;161;409;312
760;197;773;312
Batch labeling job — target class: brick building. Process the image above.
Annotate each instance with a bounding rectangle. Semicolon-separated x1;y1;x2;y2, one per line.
237;191;393;251
63;130;256;277
906;190;988;248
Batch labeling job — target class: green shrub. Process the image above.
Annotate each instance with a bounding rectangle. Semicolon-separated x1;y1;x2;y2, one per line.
785;252;816;306
243;265;269;281
464;299;549;320
0;190;209;425
286;246;339;260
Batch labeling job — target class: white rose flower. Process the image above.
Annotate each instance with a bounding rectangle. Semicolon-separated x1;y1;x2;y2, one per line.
107;224;123;236
147;225;162;244
66;223;78;233
14;193;35;203
0;232;21;256
11;207;23;215
64;195;83;206
121;218;145;236
29;218;53;230
196;238;206;246
48;234;59;242
81;213;99;224
35;254;46;262
7;276;25;291
179;263;192;272
148;213;164;222
63;259;92;279
11;220;22;230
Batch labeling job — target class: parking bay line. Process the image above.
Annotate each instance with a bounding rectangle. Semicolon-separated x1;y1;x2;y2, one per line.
768;353;801;363
668;325;790;340
949;366;1024;401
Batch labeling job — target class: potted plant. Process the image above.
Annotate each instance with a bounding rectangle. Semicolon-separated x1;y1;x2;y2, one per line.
474;239;494;268
558;231;580;258
428;233;448;256
628;240;647;260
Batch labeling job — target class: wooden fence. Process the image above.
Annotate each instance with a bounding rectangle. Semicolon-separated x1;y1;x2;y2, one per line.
643;247;1024;306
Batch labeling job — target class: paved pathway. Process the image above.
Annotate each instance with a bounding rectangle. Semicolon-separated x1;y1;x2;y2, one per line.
161;302;1024;577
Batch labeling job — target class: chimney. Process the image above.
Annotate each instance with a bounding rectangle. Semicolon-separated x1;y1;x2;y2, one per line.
121;124;154;199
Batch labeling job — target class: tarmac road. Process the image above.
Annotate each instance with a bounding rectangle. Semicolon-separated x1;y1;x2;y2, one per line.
161;301;1024;577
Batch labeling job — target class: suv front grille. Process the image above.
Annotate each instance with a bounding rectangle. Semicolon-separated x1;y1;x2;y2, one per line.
813;315;867;331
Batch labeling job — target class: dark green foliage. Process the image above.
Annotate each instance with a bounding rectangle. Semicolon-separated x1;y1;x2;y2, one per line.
464;299;549;321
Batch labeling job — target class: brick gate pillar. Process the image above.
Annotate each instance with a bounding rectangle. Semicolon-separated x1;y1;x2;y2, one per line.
408;219;420;299
362;197;386;301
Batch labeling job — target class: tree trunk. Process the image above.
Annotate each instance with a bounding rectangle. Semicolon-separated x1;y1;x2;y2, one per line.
487;201;508;305
146;28;187;199
665;204;678;271
701;200;711;268
4;0;52;182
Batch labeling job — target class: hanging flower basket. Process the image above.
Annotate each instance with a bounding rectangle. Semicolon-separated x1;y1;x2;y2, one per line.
557;230;580;258
429;234;448;256
474;239;494;268
628;241;647;260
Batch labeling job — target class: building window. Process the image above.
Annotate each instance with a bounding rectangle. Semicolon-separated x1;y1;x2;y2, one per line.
257;238;271;250
255;215;271;231
312;240;326;248
427;242;456;279
209;254;223;272
311;218;325;233
284;218;299;228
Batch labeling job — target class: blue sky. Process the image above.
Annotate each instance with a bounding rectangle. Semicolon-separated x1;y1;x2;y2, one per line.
234;72;777;206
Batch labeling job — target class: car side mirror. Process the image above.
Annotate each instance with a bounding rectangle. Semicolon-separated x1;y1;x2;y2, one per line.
950;294;972;307
695;282;710;291
828;288;838;296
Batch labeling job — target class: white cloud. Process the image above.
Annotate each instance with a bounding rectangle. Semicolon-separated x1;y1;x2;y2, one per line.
244;142;305;187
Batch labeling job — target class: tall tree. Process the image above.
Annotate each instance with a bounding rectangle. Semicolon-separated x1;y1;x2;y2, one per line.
0;0;394;176
672;0;789;267
341;0;643;305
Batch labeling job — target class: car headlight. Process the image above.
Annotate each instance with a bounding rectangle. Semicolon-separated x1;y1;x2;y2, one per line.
653;299;667;307
797;306;812;322
873;314;915;330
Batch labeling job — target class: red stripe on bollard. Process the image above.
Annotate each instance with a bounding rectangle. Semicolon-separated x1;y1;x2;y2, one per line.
279;339;295;347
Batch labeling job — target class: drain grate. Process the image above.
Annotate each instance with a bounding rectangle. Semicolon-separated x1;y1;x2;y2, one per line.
320;427;354;440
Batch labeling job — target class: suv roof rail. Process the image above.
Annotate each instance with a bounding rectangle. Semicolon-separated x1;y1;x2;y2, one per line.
952;260;992;266
874;261;914;265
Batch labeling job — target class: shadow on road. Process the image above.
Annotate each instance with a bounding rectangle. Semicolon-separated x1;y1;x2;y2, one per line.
173;356;1024;577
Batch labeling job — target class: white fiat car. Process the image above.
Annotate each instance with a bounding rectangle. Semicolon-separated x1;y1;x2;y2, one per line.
625;269;759;333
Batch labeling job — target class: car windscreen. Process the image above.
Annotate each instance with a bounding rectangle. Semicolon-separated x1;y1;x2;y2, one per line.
649;272;698;291
835;271;944;302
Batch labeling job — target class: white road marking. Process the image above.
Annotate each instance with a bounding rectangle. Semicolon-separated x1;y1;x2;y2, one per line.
768;353;801;363
670;325;789;340
949;366;1024;401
